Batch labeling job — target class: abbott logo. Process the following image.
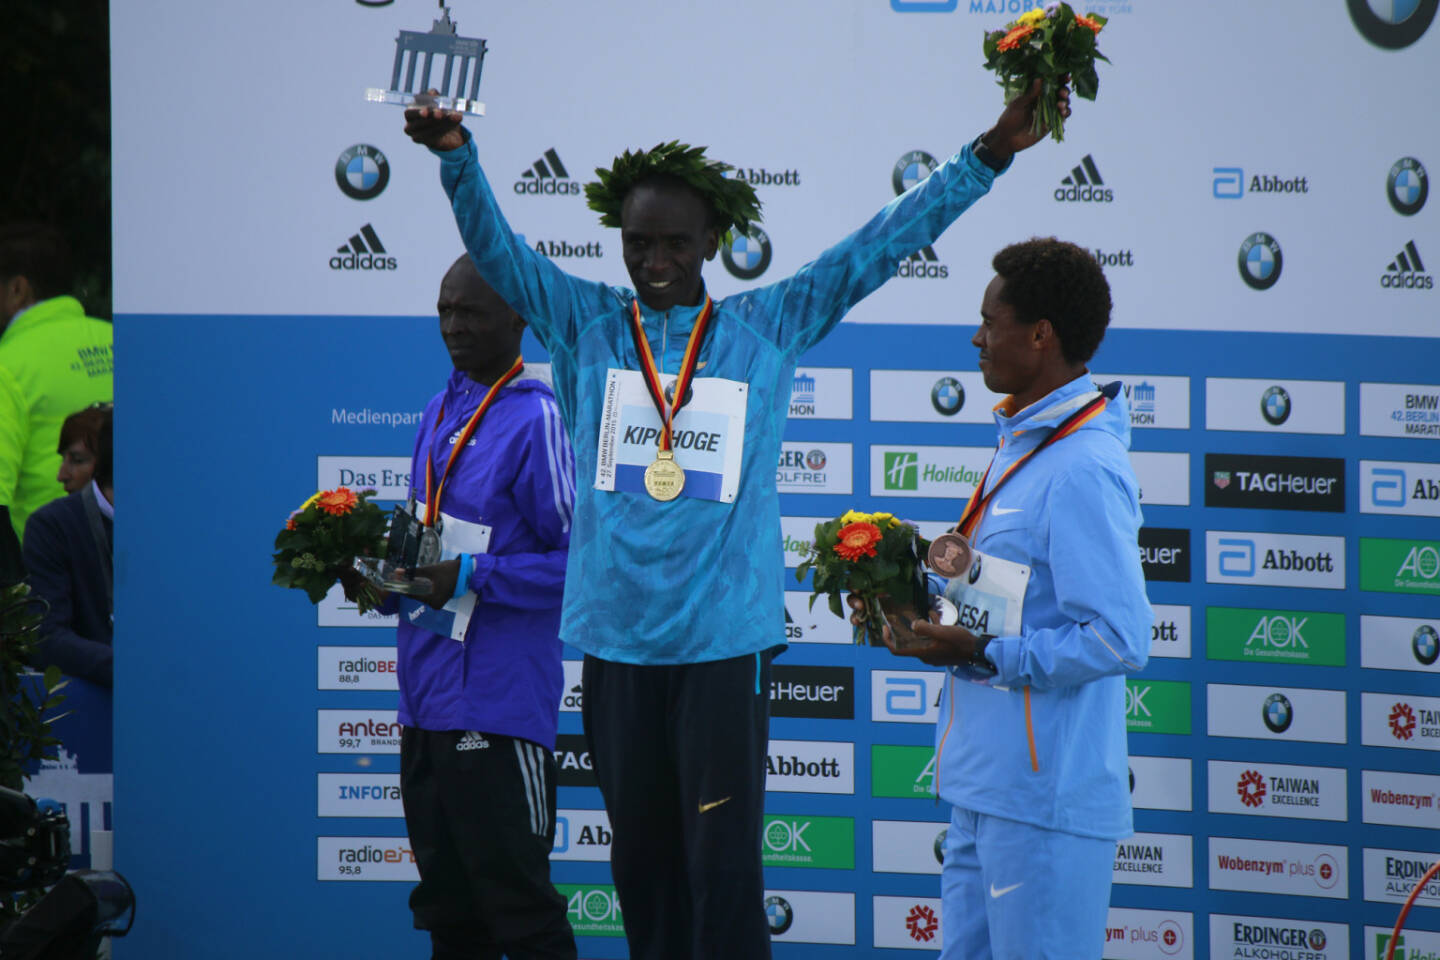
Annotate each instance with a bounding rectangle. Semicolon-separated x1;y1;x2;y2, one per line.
886;677;928;716
885;452;920;491
1214;166;1244;199
1372;467;1408;507
1219;538;1257;577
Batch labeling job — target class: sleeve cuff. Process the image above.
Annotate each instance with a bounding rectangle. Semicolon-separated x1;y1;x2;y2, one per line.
468;551;497;594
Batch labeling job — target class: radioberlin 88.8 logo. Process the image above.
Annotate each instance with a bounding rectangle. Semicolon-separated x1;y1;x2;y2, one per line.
1239;233;1283;290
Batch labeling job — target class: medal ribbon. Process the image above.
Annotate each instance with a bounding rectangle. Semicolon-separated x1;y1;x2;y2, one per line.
953;386;1114;539
424;356;525;527
628;295;714;454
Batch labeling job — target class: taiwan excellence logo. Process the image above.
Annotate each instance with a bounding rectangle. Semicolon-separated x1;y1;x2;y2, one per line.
1237;769;1267;808
1389;157;1429;215
722;226;773;281
1261;385;1292;426
1238;232;1283;290
1348;0;1439;48
1263;692;1294;733
335;144;389;200
906;904;940;943
1391;701;1417;739
931;376;964;416
1415;624;1440;665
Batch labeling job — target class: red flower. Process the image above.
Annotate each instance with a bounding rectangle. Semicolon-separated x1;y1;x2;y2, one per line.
996;23;1036;51
285;512;299;531
317;487;359;516
833;522;882;561
1075;14;1102;33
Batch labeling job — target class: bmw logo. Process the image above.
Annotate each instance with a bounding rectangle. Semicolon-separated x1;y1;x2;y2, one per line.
764;895;793;935
1262;692;1293;733
1128;767;1135;792
721;226;772;281
1238;232;1283;290
1388;157;1429;216
662;379;694;409
893;150;939;196
968;556;983;585
805;449;827;471
933;829;947;865
1347;0;1439;49
931;376;965;416
336;144;390;200
1261;385;1292;425
1413;624;1439;665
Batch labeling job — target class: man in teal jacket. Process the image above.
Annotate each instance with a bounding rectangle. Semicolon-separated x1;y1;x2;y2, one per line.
884;238;1153;960
404;82;1068;959
0;224;114;543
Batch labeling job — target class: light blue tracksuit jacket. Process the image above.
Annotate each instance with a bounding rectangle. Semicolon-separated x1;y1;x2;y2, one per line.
937;375;1153;840
435;130;1006;665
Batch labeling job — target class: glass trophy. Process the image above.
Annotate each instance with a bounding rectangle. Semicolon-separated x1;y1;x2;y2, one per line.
364;3;488;117
353;502;436;595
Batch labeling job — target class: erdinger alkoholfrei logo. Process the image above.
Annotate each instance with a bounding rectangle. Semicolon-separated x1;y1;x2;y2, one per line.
764;895;793;935
1262;692;1294;733
931;376;964;416
1237;769;1267;808
721;226;773;281
1260;385;1292;425
1055;155;1113;203
515;148;580;195
331;224;397;271
335;144;389;200
1382;240;1435;290
1238;232;1283;290
1348;0;1439;49
1389;157;1429;215
1414;624;1440;665
805;449;827;471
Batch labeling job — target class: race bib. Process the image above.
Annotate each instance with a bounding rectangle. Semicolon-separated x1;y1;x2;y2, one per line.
397;504;491;641
943;548;1031;640
593;368;748;503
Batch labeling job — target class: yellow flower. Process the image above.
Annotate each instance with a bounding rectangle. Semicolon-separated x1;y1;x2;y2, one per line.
840;509;872;525
1016;8;1046;24
870;512;898;527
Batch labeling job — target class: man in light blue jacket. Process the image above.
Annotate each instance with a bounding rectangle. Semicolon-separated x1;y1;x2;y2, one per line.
884;237;1153;960
404;86;1070;960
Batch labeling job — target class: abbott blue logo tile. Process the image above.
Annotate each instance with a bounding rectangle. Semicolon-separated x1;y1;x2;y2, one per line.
891;0;958;9
1372;468;1408;508
871;670;942;723
1218;538;1256;577
1214;167;1244;199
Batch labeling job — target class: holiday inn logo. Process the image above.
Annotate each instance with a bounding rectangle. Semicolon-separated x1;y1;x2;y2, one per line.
884;452;919;491
871;446;988;498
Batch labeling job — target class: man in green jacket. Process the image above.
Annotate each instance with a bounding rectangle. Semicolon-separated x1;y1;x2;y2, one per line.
0;224;114;543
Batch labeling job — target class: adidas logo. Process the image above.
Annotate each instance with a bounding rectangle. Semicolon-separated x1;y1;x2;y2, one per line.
1381;240;1434;290
456;731;490;751
896;244;949;280
329;223;397;271
515;148;580;195
1055;155;1114;203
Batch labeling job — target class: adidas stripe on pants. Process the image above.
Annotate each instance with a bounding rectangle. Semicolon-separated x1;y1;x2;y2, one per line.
400;726;576;960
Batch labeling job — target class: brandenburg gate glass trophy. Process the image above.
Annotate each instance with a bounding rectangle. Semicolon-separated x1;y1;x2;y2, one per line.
364;3;488;117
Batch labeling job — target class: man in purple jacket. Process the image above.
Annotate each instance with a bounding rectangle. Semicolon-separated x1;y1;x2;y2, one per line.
383;254;578;960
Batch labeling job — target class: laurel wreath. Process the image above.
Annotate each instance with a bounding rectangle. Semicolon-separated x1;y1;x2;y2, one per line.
585;141;762;243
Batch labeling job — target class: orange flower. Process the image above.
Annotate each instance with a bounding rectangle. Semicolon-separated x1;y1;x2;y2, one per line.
1075;14;1102;33
317;487;359;516
834;522;883;562
285;512;299;531
996;23;1036;52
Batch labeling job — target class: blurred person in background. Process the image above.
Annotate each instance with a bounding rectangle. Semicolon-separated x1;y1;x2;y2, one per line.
0;223;114;544
56;403;110;495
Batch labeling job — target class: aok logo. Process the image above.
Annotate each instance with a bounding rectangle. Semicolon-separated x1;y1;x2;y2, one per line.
884;452;919;491
566;887;623;926
1126;684;1153;720
1398;545;1440;582
1248;615;1309;651
763;819;812;855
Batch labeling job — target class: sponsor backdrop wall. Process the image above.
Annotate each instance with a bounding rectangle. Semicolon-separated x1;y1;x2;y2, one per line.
109;1;1438;957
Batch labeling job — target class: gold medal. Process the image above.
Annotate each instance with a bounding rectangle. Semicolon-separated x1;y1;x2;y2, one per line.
643;450;685;501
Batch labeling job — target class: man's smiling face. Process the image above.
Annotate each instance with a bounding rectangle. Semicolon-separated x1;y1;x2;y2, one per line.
620;178;719;312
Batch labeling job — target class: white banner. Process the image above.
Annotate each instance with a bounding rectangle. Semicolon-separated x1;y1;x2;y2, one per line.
1360;382;1440;439
1206;684;1347;744
1206;760;1347;821
1208;837;1347;899
1205;378;1345;434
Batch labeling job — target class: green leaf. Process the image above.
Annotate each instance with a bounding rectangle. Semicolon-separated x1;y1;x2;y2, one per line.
827;592;843;619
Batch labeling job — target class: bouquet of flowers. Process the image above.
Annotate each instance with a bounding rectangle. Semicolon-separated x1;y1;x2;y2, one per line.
795;510;929;646
982;3;1108;143
271;487;388;613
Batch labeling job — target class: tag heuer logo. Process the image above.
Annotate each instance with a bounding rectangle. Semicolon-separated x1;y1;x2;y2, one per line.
1213;471;1231;489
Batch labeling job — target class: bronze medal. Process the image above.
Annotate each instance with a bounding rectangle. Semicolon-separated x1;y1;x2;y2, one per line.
643;450;685;502
927;532;974;579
